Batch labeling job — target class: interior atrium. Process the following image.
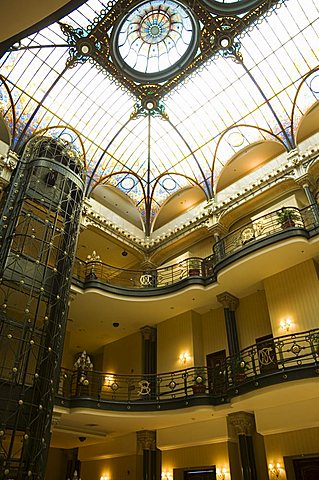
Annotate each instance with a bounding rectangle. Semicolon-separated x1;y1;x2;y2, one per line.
1;0;319;479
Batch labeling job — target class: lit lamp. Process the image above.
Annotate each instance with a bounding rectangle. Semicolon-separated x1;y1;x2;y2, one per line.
100;475;109;480
216;467;227;480
161;471;173;480
179;352;190;365
104;374;115;387
280;318;293;332
74;350;93;385
268;462;281;479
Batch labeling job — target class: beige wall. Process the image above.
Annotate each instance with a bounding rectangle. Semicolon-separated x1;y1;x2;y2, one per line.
236;290;272;348
264;259;319;337
80;454;137;480
189;237;214;259
202;307;228;356
102;332;141;375
162;443;230;480
264;427;319;480
157;311;194;373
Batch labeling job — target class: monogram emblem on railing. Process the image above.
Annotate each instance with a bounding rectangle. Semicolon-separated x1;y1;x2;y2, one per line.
139;274;153;286
138;380;151;396
258;347;276;365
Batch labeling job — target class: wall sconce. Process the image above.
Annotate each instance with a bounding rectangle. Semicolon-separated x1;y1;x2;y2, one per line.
104;374;115;387
280;318;293;332
179;352;190;365
161;472;173;480
100;476;109;480
216;467;227;480
268;463;281;479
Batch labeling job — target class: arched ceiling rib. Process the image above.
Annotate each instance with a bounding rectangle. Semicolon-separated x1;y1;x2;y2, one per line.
0;0;319;230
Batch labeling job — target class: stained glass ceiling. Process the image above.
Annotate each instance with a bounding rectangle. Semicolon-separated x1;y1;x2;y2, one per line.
1;0;319;234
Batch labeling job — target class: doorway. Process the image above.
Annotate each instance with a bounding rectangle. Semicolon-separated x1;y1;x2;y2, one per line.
293;457;319;480
206;350;227;395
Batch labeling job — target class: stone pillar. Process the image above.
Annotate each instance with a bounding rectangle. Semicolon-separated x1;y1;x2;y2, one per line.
296;173;319;224
140;326;157;400
228;412;258;480
140;326;157;375
217;292;240;356
136;430;161;480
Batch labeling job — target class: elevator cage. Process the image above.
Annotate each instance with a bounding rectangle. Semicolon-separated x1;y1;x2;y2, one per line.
0;135;86;479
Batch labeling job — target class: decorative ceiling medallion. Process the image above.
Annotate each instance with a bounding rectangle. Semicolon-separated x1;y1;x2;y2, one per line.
61;0;279;102
111;0;199;83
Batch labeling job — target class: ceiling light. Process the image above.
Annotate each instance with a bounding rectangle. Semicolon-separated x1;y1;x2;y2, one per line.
220;37;230;48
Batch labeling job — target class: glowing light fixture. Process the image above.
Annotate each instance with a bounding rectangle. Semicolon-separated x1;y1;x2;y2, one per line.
268;462;281;479
216;467;228;480
280;318;293;332
179;352;190;365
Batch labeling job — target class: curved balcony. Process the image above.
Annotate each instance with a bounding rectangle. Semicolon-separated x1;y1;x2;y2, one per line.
72;205;319;295
55;328;319;411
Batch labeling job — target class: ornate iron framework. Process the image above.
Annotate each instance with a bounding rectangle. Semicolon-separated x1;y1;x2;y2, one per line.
0;135;85;479
60;0;279;106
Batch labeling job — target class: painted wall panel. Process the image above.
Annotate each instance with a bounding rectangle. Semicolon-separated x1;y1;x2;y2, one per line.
102;332;141;375
264;259;319;337
236;290;272;348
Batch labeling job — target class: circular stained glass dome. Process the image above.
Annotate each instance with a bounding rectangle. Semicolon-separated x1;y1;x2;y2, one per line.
201;0;265;15
111;0;199;83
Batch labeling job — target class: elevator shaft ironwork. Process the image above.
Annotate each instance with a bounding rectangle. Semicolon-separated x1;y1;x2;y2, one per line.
0;135;85;480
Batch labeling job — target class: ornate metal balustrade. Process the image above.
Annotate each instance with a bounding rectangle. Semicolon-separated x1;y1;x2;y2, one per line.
72;204;319;292
55;328;319;411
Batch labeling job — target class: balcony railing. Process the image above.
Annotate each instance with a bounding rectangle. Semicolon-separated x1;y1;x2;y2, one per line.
72;205;319;291
56;328;319;410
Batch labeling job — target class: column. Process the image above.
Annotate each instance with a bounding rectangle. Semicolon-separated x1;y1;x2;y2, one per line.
228;412;258;480
136;430;161;480
140;326;157;375
140;326;157;400
295;173;319;225
217;292;240;356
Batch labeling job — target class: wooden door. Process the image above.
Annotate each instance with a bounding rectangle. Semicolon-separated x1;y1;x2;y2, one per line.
206;350;227;395
293;457;319;480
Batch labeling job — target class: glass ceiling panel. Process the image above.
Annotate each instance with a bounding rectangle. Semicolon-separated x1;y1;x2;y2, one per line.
0;0;319;215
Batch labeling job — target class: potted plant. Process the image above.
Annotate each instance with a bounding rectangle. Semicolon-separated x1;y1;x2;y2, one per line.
191;367;207;394
277;208;300;229
188;258;202;277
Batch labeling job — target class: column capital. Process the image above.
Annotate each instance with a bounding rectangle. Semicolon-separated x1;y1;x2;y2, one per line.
136;430;156;453
140;325;157;341
217;292;239;311
294;172;316;190
228;411;255;436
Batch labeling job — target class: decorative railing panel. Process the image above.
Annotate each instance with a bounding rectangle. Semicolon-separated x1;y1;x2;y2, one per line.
56;329;319;408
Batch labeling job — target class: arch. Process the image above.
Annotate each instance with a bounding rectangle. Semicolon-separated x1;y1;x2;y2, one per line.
291;66;319;145
295;100;319;145
152;183;206;231
211;124;287;194
215;140;285;193
28;124;86;167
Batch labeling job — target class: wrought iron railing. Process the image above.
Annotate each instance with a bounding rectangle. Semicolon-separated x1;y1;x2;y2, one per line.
57;328;319;407
72;205;319;290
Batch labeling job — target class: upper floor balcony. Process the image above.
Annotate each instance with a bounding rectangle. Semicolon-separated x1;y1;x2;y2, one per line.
55;327;319;412
72;204;319;296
